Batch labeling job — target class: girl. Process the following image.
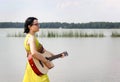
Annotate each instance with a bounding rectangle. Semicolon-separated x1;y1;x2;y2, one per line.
23;17;54;82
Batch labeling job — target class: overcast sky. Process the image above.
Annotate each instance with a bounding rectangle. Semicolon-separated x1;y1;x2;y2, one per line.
0;0;120;23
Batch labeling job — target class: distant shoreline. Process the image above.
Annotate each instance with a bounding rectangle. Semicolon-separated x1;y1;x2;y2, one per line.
0;22;120;29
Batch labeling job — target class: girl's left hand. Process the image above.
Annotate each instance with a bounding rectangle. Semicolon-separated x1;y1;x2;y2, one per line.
61;53;65;58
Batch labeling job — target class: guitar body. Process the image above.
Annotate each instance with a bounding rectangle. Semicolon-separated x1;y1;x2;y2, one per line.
28;51;54;76
28;51;68;76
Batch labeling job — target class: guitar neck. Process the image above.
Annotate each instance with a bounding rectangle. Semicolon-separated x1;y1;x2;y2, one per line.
46;51;68;61
48;54;62;61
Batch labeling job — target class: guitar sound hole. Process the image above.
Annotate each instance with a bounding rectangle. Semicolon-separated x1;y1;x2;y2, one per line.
39;60;44;67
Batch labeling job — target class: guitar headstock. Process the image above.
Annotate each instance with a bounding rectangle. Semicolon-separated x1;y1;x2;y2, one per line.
62;51;68;56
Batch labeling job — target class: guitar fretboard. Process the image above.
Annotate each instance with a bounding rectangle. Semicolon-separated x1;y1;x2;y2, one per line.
46;51;68;61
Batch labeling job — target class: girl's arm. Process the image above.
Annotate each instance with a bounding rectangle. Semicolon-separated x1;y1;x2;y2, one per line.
28;35;53;69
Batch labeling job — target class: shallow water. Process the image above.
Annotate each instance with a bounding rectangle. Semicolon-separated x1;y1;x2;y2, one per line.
0;36;120;82
1;28;120;82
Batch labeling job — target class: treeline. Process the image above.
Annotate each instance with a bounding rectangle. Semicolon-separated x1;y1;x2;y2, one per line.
0;22;120;29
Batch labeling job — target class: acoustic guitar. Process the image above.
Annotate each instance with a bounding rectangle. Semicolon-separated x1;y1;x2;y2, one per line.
28;51;68;76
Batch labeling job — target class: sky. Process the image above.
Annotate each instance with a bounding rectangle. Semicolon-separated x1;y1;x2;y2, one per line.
0;0;120;23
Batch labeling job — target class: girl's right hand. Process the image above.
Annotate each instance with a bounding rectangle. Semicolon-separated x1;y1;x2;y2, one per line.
44;60;54;69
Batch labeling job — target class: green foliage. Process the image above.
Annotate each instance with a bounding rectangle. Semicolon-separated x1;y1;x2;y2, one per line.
111;32;120;37
7;31;105;38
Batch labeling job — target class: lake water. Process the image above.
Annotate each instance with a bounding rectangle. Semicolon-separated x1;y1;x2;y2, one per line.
0;29;120;82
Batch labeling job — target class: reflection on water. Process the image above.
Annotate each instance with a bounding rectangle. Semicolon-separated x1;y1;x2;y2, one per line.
0;36;120;82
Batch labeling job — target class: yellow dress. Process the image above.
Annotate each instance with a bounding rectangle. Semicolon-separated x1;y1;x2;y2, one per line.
23;34;50;82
